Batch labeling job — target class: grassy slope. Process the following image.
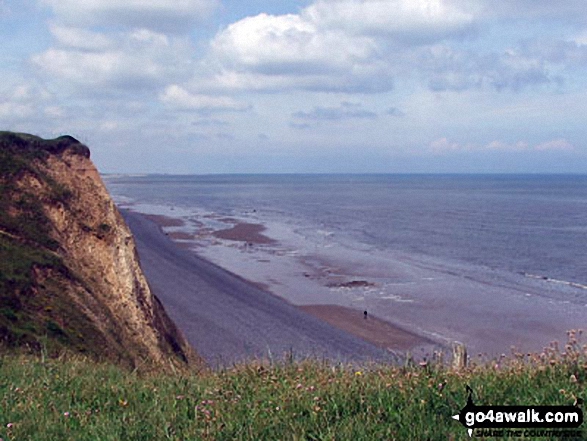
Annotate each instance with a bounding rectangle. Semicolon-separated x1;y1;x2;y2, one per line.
0;337;585;440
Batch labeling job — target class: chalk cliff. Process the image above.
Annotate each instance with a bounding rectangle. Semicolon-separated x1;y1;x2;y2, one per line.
0;132;200;370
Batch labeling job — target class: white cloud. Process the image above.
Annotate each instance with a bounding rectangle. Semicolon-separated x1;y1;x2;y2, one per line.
206;12;391;93
10;84;51;102
32;29;192;89
485;140;529;151
575;31;587;46
534;139;574;151
424;44;553;91
201;0;576;94
49;25;115;51
0;102;34;118
0;0;10;17
292;102;377;122
304;0;476;42
429;137;464;153
0;83;53;120
160;85;249;112
429;137;575;153
44;106;65;118
42;0;218;32
201;0;477;93
472;0;587;22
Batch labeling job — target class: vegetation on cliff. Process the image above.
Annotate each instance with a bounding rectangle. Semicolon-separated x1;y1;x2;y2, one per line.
0;131;197;370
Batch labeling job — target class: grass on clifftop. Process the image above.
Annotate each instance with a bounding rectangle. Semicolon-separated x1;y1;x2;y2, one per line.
1;331;586;440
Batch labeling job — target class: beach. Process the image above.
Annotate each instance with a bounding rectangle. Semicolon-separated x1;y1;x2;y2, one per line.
123;210;434;367
108;174;587;365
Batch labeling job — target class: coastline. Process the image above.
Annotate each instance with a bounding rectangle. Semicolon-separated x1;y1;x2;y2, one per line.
136;211;436;356
122;210;413;367
107;179;587;363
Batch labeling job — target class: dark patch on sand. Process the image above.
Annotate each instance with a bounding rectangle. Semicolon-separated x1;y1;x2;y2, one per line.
213;222;276;245
168;231;196;241
327;280;376;288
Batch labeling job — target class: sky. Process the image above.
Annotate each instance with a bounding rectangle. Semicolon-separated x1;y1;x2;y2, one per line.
1;0;587;174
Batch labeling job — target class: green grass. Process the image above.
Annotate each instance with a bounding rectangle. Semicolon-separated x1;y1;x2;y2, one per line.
1;333;586;440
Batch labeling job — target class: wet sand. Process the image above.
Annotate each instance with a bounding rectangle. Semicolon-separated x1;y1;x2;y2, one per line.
300;304;434;351
122;210;400;368
213;222;276;245
144;213;185;227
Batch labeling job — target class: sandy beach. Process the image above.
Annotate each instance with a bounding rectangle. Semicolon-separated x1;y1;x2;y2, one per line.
122;210;419;368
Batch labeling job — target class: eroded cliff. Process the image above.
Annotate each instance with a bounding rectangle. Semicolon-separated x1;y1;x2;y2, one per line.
0;132;200;370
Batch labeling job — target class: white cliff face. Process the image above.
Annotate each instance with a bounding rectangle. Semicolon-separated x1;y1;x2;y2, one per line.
29;147;197;369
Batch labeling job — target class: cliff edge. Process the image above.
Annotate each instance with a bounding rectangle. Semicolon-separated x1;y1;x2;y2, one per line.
0;132;201;370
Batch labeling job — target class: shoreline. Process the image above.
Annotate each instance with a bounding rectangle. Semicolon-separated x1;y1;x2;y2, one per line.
122;209;407;367
134;211;436;355
120;205;587;363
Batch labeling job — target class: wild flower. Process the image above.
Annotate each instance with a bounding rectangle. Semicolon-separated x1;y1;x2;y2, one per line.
6;423;14;428
63;412;70;418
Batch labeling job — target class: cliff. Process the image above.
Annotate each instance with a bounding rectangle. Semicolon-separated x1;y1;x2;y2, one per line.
0;132;201;370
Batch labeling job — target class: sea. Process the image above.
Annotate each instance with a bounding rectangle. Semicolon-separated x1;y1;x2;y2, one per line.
104;174;587;357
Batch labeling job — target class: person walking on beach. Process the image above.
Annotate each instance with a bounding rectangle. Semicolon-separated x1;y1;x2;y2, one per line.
364;310;368;320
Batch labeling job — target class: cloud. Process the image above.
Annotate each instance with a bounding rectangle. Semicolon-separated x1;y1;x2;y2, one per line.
0;83;56;122
159;84;249;113
201;0;477;94
32;28;192;90
472;0;587;22
520;38;587;71
304;0;476;42
0;0;10;17
201;0;579;95
292;102;377;121
429;137;575;153
386;107;405;116
42;0;218;33
429;137;464;153
206;12;392;93
534;139;574;151
49;25;115;51
423;44;555;92
484;140;530;151
0;102;34;119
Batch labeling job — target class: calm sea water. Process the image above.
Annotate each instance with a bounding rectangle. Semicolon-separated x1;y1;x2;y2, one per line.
106;174;587;286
